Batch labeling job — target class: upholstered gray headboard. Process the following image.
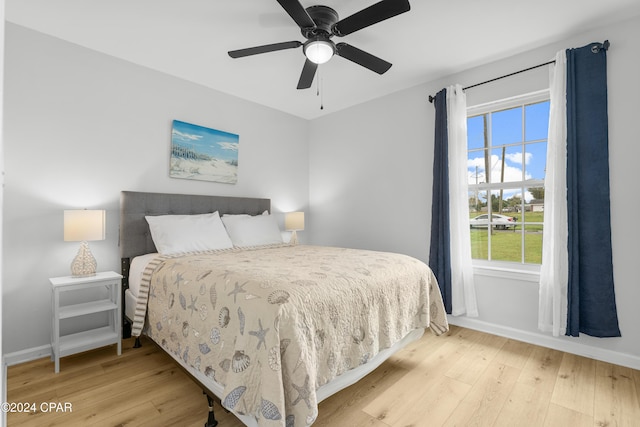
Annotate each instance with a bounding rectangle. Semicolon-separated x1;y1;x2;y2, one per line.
119;190;271;259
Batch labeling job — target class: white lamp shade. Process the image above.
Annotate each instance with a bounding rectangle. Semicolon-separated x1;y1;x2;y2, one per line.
285;212;305;231
64;210;106;242
304;40;334;64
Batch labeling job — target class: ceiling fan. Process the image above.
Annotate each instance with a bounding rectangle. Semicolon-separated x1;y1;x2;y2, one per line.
228;0;411;89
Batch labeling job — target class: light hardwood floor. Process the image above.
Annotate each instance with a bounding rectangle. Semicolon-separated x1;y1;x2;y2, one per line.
7;325;640;426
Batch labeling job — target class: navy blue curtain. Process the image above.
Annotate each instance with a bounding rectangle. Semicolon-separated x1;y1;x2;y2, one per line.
428;88;452;314
566;41;620;337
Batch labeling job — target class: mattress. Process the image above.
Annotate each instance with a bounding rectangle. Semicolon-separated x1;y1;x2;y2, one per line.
130;245;448;426
124;253;159;320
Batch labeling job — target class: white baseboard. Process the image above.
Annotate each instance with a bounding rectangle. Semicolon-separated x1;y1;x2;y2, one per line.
3;345;52;367
447;316;640;371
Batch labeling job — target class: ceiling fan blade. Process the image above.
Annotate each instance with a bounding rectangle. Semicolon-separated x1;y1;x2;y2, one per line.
276;0;316;29
335;43;392;74
228;41;302;58
332;0;410;36
297;59;318;89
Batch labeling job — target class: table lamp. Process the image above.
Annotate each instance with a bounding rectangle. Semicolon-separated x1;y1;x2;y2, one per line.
285;212;304;245
64;209;106;277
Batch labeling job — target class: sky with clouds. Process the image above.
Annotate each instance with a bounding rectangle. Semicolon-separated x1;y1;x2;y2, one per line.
467;101;549;202
171;120;239;161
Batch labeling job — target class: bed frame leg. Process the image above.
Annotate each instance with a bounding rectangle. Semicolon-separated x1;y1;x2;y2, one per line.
204;391;218;427
133;337;142;348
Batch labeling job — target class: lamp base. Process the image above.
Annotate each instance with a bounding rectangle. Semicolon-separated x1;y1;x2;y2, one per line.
70;241;97;277
289;230;298;245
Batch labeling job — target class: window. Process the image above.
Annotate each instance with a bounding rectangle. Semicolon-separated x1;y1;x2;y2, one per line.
467;90;549;265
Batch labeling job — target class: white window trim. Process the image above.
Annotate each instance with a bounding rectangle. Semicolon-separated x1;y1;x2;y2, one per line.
473;260;541;283
467;89;550;276
467;89;550;116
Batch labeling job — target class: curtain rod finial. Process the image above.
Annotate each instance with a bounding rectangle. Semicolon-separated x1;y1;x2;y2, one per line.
428;95;435;103
592;40;610;53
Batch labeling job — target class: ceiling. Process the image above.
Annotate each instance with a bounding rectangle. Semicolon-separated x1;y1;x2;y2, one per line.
6;0;640;120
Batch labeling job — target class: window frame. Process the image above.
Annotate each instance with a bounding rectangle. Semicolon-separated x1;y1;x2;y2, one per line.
466;89;550;276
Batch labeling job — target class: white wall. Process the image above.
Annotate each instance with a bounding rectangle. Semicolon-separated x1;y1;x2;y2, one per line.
309;16;640;368
2;23;310;357
309;88;433;260
4;14;640;371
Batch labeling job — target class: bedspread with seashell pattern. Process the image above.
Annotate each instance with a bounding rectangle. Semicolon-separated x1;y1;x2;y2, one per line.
138;244;448;426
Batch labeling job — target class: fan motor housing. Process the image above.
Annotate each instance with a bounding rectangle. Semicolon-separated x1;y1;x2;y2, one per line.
302;5;339;38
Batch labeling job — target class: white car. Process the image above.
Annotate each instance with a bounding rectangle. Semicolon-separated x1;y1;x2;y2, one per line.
469;214;517;230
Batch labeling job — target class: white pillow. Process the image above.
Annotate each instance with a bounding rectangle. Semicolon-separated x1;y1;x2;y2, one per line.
221;213;283;247
145;212;233;255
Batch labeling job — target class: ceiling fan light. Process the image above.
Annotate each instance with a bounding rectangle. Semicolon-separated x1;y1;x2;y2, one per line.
304;40;335;64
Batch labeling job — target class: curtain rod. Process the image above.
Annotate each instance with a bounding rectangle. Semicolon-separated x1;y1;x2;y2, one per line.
428;40;610;103
427;60;555;103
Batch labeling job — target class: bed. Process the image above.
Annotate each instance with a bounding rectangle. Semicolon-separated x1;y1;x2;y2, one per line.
119;190;448;427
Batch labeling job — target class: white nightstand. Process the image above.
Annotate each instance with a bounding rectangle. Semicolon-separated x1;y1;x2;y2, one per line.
49;271;123;373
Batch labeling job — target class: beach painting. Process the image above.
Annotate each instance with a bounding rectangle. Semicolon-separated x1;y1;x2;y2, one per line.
170;120;239;184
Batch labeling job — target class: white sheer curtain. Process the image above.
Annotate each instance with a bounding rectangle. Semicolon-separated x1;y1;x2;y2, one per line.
538;51;568;336
447;85;478;317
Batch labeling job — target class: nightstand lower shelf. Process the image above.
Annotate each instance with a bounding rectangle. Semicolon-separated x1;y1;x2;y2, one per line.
57;326;120;358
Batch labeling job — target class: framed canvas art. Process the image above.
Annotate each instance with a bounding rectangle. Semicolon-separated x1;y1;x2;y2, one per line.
170;120;239;184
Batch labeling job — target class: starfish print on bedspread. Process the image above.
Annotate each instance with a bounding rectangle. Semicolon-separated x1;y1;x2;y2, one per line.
291;375;312;409
227;281;247;303
187;295;198;315
249;319;270;350
174;272;185;288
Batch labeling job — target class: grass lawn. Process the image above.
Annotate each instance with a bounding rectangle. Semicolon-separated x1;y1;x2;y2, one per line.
469;211;544;264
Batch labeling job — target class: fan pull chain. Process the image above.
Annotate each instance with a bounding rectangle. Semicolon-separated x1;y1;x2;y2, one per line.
316;67;324;110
